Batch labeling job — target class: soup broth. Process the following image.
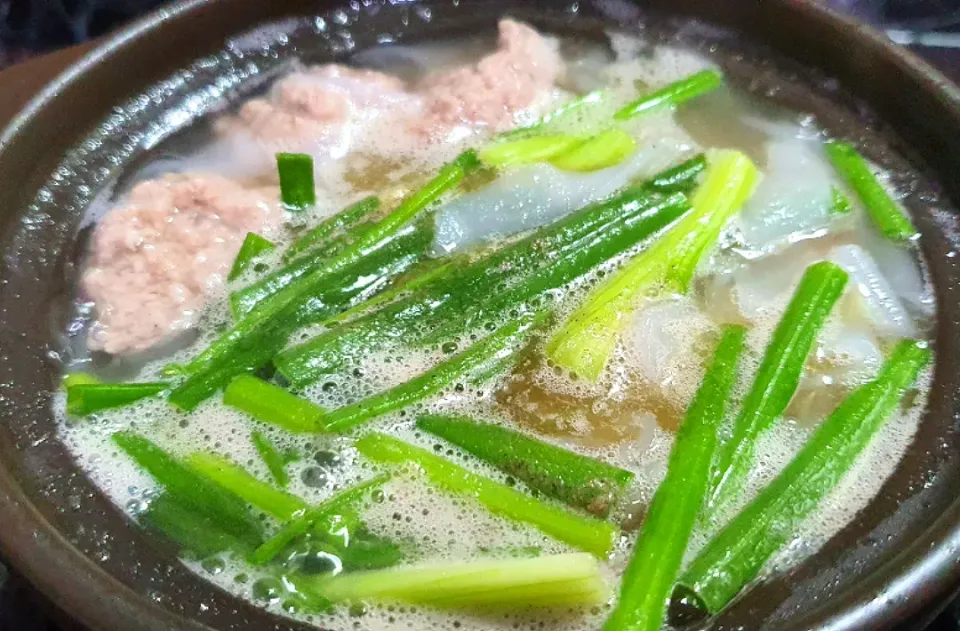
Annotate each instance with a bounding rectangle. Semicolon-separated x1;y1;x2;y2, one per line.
55;15;935;631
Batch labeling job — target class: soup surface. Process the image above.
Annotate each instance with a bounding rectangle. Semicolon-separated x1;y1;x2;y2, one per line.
55;15;936;631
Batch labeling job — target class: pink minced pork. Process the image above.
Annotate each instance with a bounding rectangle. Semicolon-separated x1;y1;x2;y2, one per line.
83;20;562;355
218;64;415;153
82;174;280;355
416;19;562;132
221;20;562;147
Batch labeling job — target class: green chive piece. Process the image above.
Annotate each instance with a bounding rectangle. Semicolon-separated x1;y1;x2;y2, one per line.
614;69;723;121
67;382;169;416
643;154;707;194
824;141;918;241
356;433;617;557
284;195;381;262
273;186;688;389
252;431;290;487
228;232;276;281
829;186;853;216
416;414;634;517
499;90;607;140
186;451;307;520
480;135;583;168
549;129;637;173
547;150;757;382
223;375;326;434
112;432;264;547
62;372;101;388
603;326;745;631
250;474;390;565
305;553;609;609
707;261;849;512
169;151;479;410
679;339;931;612
277;152;316;211
311;313;545;433
142;493;257;557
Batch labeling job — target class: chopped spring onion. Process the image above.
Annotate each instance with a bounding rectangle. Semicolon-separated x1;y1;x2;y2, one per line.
305;553;609;609
327;526;407;572
251;474;390;565
356;433;618;557
112;432;264;546
252;430;291;487
417;414;634;517
603;325;745;631
321;257;461;327
228;233;276;281
67;382;169;416
830;186;853;216
680;339;931;613
824;141;918;241
614;69;723;121
223;375;326;434
549;129;637;173
277;152;316;211
185;451;307;520
142;493;257;557
274;187;688;388
376;150;481;241
707;261;849;512
285;195;380;262
229;213;433;319
312;313;546;433
546;149;758;382
480;134;583;168
643;154;707;194
170;150;480;410
499;90;607;140
62;372;100;388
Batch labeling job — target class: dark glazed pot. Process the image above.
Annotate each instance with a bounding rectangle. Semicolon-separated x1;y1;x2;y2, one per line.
1;1;960;630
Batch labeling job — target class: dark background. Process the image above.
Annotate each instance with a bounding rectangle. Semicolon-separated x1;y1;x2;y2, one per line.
2;0;960;629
